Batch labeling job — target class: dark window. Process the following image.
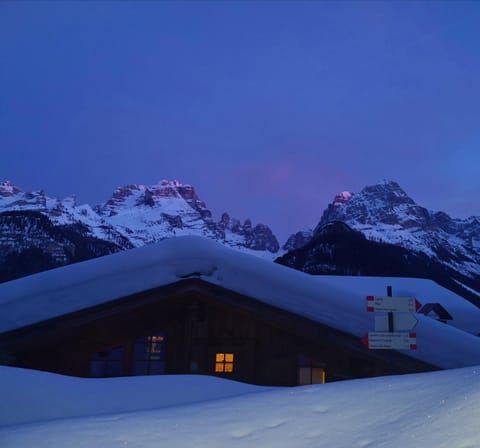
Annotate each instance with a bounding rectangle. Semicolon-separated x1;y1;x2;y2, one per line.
90;345;125;377
133;334;167;376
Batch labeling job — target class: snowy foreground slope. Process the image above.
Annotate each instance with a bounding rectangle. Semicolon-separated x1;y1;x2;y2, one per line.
1;366;479;448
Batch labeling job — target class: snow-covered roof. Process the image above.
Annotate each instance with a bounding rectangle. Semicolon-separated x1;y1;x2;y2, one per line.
1;236;480;369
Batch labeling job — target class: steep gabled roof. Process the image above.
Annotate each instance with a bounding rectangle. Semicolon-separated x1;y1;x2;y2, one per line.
1;236;480;369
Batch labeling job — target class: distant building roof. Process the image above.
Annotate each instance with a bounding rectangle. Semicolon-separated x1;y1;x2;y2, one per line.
419;303;454;321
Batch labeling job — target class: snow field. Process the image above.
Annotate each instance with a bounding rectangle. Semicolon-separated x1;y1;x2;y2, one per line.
1;366;479;448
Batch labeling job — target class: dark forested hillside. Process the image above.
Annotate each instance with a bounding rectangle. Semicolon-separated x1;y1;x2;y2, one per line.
0;211;123;283
276;222;480;307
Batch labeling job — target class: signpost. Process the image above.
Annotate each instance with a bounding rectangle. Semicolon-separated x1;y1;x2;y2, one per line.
366;295;422;313
362;286;421;351
362;332;417;350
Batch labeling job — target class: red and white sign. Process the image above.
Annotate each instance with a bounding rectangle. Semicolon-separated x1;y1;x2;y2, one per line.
366;296;422;313
362;332;417;350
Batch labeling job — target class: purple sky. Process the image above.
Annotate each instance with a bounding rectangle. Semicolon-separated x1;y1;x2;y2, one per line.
1;1;480;242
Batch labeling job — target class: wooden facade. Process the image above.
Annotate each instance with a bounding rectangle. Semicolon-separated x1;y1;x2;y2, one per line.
0;279;437;386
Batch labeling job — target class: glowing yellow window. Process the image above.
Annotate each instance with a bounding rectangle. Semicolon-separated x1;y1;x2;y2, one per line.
215;353;234;373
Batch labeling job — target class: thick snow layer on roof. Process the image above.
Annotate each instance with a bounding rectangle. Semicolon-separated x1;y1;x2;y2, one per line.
1;236;480;369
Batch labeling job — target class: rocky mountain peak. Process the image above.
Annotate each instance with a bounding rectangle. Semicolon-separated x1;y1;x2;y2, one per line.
333;191;353;208
98;180;210;218
316;180;427;230
149;180;210;217
0;179;283;283
218;212;230;230
0;180;22;197
302;180;480;280
93;180;282;252
359;180;414;206
0;181;48;210
150;180;195;200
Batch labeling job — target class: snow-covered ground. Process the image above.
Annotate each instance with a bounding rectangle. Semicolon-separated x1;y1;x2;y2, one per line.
1;366;479;447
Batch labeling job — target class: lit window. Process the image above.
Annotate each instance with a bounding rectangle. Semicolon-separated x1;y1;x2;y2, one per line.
133;333;167;375
148;335;164;358
298;355;325;385
215;353;234;373
298;367;325;385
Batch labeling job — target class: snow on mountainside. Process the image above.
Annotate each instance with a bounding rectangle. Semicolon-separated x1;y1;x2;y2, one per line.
95;180;279;253
0;180;129;247
314;180;480;279
0;180;280;282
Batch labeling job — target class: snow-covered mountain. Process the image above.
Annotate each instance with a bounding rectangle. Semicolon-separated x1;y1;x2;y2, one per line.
95;180;279;253
278;180;480;306
4;177;480;305
0;180;280;282
0;181;132;252
313;180;480;279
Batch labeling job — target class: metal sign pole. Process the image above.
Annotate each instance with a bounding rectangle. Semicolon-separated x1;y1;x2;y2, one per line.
387;285;394;332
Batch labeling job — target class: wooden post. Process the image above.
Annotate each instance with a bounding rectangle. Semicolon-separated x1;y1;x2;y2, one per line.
387;286;394;332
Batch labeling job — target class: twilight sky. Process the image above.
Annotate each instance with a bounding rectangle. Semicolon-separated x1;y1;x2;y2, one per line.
1;1;480;242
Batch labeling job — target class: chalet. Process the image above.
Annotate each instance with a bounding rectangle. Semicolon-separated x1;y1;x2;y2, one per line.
1;236;479;386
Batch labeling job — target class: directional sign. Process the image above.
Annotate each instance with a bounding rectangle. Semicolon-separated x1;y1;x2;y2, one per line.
362;332;417;350
375;313;418;332
393;313;418;331
366;296;422;313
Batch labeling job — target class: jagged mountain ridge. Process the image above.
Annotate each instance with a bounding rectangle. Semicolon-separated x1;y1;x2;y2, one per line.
3;178;480;306
280;181;480;305
0;180;279;282
314;181;480;279
94;180;279;252
285;181;480;278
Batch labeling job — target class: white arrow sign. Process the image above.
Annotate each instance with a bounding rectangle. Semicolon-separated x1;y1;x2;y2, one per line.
362;332;417;350
375;313;418;332
366;296;422;313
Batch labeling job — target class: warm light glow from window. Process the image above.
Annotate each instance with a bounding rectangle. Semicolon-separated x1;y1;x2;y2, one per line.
148;335;164;354
298;367;325;385
215;353;234;373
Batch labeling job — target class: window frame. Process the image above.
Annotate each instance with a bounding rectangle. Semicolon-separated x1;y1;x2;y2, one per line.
215;352;234;373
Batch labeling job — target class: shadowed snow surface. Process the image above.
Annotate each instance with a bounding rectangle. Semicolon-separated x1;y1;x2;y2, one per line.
1;366;479;447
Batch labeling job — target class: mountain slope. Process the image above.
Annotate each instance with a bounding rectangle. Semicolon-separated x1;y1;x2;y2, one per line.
277;221;480;307
0;180;279;282
95;180;279;253
0;210;125;283
315;181;480;278
279;181;480;306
